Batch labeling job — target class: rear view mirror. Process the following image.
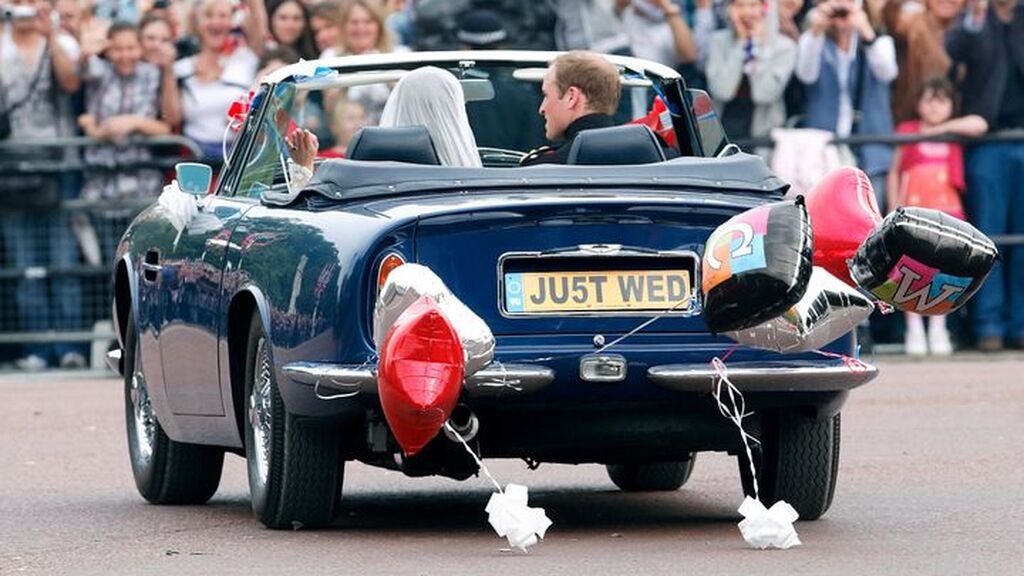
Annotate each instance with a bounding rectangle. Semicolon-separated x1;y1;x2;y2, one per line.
460;78;495;102
175;162;212;195
687;89;728;158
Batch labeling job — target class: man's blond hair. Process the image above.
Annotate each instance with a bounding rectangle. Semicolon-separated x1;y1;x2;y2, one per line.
551;51;621;116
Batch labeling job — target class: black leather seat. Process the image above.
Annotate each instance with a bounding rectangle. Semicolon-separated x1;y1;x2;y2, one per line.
566;124;666;165
345;126;441;165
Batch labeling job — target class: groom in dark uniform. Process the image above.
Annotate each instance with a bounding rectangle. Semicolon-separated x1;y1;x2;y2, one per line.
520;51;622;166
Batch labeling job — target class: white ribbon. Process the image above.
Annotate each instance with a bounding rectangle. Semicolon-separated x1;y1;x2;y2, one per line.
711;357;761;499
444;422;553;552
712;357;801;550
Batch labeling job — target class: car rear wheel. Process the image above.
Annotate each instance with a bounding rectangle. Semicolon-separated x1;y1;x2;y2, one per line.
606;455;696;492
124;309;224;504
244;311;342;529
738;411;840;521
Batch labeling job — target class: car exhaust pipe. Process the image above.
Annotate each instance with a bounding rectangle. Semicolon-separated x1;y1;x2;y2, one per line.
443;404;479;443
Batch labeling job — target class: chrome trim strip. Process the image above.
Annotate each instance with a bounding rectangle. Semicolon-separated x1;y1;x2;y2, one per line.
647;361;878;392
464;363;555;397
265;50;681;85
283;362;377;396
284;361;554;398
496;248;703;319
105;349;123;375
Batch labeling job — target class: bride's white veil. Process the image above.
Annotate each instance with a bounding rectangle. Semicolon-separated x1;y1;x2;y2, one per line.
379;66;482;168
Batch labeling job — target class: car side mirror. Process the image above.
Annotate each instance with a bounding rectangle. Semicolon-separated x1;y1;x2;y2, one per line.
686;89;729;158
175;162;213;196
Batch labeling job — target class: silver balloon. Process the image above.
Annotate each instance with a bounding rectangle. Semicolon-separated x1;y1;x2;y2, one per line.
375;263;495;376
726;267;874;353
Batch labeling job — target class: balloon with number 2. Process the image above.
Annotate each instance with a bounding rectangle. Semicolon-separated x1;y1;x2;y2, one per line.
702;198;813;333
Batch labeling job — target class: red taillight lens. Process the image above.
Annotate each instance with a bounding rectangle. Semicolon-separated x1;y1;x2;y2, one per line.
378;253;406;290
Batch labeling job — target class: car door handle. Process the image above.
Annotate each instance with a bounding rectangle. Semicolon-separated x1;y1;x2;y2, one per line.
143;251;161;282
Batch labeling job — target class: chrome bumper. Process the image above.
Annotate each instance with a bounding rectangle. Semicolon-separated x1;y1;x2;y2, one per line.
283;362;375;397
283;361;555;398
105;349;123;375
647;360;878;392
284;357;876;399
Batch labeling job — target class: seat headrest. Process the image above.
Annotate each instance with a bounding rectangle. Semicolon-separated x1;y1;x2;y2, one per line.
345;126;441;165
566;124;666;165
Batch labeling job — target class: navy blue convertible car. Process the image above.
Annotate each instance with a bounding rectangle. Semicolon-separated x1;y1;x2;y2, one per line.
108;51;876;529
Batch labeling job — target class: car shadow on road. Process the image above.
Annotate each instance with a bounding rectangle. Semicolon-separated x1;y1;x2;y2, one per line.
325;487;741;533
128;486;744;536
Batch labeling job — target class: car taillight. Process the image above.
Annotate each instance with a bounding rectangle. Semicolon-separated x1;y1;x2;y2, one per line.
378;253;406;290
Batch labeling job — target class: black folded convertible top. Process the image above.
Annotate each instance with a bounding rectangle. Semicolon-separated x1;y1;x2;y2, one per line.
264;152;789;206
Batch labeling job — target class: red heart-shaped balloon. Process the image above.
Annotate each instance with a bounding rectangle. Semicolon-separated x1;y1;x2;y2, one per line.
378;295;464;456
804;167;882;285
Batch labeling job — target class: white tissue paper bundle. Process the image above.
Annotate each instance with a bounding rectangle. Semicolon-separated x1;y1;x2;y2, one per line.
737;497;801;550
374;263;495;376
485;484;552;552
157;180;198;233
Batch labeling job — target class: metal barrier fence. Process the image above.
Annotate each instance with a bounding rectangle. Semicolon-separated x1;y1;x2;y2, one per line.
0;131;1022;369
730;128;1024;248
0;136;202;369
0;135;204;174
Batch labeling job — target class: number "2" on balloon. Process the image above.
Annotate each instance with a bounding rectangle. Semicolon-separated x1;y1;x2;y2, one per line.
704;222;755;271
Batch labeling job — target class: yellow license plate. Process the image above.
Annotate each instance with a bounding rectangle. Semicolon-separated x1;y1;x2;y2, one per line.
503;270;692;314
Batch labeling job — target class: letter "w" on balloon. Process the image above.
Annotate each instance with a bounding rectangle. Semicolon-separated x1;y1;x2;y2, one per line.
891;265;969;313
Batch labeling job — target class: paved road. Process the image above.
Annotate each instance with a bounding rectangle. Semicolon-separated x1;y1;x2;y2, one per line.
1;356;1021;575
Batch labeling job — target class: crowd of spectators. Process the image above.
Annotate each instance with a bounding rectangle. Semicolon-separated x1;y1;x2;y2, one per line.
0;0;1022;369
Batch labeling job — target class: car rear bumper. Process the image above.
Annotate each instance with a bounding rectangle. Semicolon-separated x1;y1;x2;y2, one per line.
647;359;877;392
282;357;877;401
282;361;555;399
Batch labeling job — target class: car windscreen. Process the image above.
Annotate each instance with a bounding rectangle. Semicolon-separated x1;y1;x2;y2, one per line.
282;63;656;156
232;62;669;200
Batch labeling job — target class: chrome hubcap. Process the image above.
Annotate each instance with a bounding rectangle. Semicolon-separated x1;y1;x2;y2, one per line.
130;357;156;462
249;338;273;485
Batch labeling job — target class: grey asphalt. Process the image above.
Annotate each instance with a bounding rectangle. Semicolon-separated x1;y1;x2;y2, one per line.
1;355;1021;575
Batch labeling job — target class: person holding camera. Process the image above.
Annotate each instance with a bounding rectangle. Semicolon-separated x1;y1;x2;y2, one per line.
1;0;86;370
1;0;81;135
795;0;897;206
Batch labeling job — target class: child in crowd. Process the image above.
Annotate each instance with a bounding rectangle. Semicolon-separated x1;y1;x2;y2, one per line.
255;46;300;82
886;76;988;356
318;98;366;158
79;22;169;201
78;22;171;258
